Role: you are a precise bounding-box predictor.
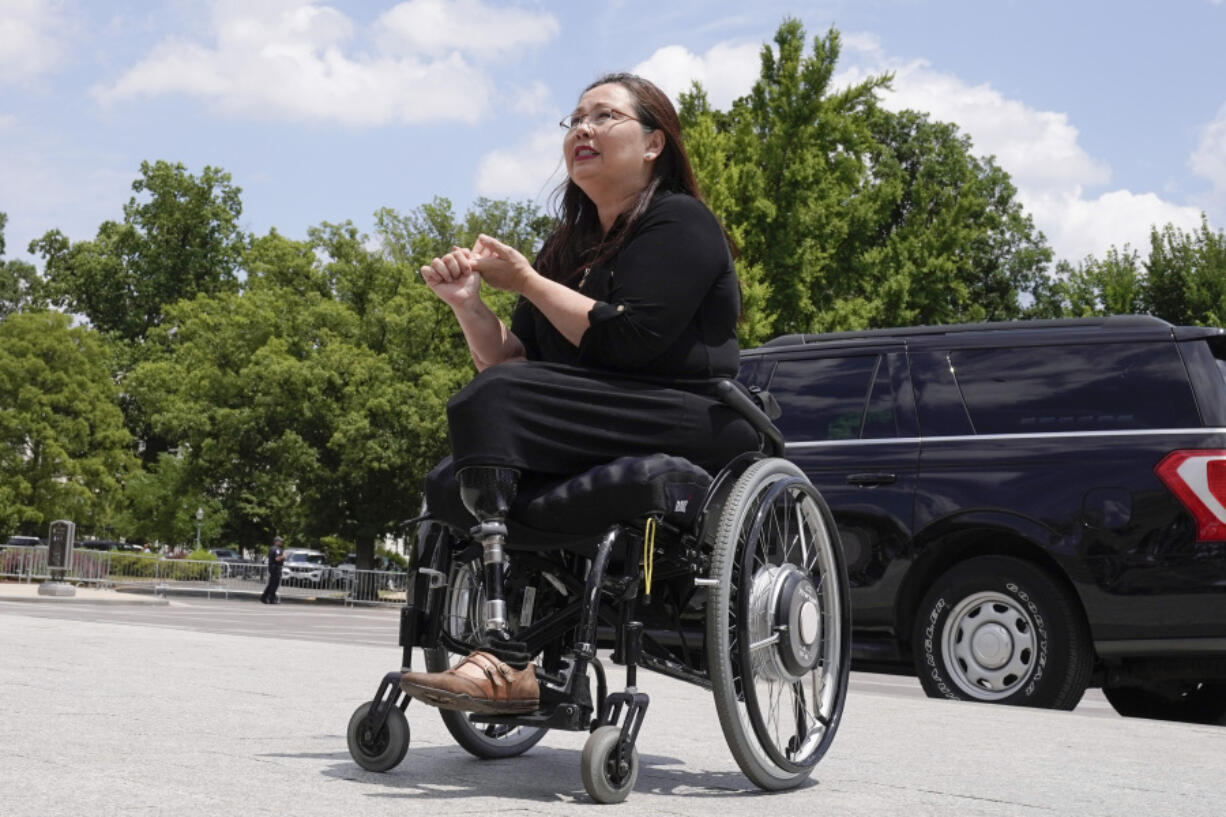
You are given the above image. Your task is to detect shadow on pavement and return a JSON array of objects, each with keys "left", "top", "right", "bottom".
[{"left": 295, "top": 744, "right": 817, "bottom": 801}]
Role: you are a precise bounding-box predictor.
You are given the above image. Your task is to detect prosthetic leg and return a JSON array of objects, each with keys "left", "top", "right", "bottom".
[
  {"left": 456, "top": 466, "right": 531, "bottom": 663},
  {"left": 397, "top": 464, "right": 539, "bottom": 713}
]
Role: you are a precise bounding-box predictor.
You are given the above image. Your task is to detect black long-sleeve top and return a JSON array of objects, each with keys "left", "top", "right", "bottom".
[{"left": 510, "top": 192, "right": 741, "bottom": 379}]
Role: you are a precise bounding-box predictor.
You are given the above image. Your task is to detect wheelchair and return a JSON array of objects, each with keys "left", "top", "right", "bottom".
[{"left": 346, "top": 381, "right": 851, "bottom": 803}]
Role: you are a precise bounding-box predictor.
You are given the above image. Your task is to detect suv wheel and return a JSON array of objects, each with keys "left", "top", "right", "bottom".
[
  {"left": 1102, "top": 681, "right": 1226, "bottom": 725},
  {"left": 911, "top": 555, "right": 1092, "bottom": 710}
]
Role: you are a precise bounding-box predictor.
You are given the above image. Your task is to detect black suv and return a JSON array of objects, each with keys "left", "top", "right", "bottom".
[{"left": 739, "top": 316, "right": 1226, "bottom": 723}]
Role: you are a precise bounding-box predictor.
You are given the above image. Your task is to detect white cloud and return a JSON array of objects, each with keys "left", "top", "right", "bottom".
[
  {"left": 836, "top": 49, "right": 1111, "bottom": 198},
  {"left": 631, "top": 41, "right": 760, "bottom": 109},
  {"left": 376, "top": 0, "right": 559, "bottom": 60},
  {"left": 92, "top": 0, "right": 559, "bottom": 126},
  {"left": 474, "top": 39, "right": 763, "bottom": 201},
  {"left": 837, "top": 37, "right": 1200, "bottom": 261},
  {"left": 474, "top": 125, "right": 565, "bottom": 200},
  {"left": 511, "top": 81, "right": 553, "bottom": 117},
  {"left": 1026, "top": 190, "right": 1202, "bottom": 263},
  {"left": 1190, "top": 102, "right": 1226, "bottom": 192},
  {"left": 0, "top": 0, "right": 70, "bottom": 84}
]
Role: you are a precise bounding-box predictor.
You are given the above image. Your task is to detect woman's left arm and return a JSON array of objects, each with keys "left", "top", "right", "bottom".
[
  {"left": 575, "top": 196, "right": 729, "bottom": 368},
  {"left": 471, "top": 234, "right": 596, "bottom": 347}
]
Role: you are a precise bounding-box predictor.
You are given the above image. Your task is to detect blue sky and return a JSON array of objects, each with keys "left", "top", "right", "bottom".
[{"left": 2, "top": 0, "right": 1224, "bottom": 271}]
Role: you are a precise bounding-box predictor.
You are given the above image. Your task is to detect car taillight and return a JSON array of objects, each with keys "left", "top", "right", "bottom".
[{"left": 1155, "top": 450, "right": 1226, "bottom": 541}]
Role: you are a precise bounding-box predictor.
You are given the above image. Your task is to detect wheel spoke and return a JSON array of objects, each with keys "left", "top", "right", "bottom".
[
  {"left": 750, "top": 632, "right": 781, "bottom": 650},
  {"left": 709, "top": 463, "right": 849, "bottom": 786}
]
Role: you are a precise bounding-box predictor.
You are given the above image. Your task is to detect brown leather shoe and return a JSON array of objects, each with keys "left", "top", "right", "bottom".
[{"left": 401, "top": 651, "right": 539, "bottom": 714}]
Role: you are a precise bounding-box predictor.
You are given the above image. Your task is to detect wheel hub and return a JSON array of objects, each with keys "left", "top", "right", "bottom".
[
  {"left": 942, "top": 592, "right": 1038, "bottom": 700},
  {"left": 747, "top": 564, "right": 824, "bottom": 682},
  {"left": 970, "top": 622, "right": 1013, "bottom": 669}
]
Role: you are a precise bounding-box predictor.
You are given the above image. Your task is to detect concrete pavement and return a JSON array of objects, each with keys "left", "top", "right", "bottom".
[
  {"left": 0, "top": 579, "right": 345, "bottom": 607},
  {"left": 2, "top": 592, "right": 1224, "bottom": 816},
  {"left": 0, "top": 580, "right": 170, "bottom": 605}
]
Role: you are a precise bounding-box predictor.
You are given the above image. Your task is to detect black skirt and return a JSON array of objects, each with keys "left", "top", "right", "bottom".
[{"left": 426, "top": 361, "right": 760, "bottom": 528}]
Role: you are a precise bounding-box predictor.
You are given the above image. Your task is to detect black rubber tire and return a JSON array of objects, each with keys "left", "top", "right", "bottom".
[
  {"left": 581, "top": 725, "right": 639, "bottom": 804},
  {"left": 347, "top": 701, "right": 410, "bottom": 772},
  {"left": 426, "top": 556, "right": 547, "bottom": 759},
  {"left": 912, "top": 555, "right": 1092, "bottom": 710},
  {"left": 706, "top": 458, "right": 851, "bottom": 791},
  {"left": 1103, "top": 681, "right": 1226, "bottom": 725}
]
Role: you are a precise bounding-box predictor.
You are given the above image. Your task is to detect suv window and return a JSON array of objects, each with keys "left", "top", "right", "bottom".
[
  {"left": 862, "top": 357, "right": 900, "bottom": 439},
  {"left": 950, "top": 342, "right": 1200, "bottom": 434},
  {"left": 769, "top": 355, "right": 879, "bottom": 442},
  {"left": 288, "top": 552, "right": 325, "bottom": 564}
]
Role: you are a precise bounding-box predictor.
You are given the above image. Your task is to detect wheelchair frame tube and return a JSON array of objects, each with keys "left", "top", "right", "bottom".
[{"left": 575, "top": 526, "right": 619, "bottom": 659}]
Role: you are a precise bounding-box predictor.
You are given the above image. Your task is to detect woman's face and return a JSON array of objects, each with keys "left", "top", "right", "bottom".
[{"left": 562, "top": 82, "right": 661, "bottom": 201}]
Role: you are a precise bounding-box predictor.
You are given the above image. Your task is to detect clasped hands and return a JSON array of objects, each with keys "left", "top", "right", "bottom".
[{"left": 420, "top": 234, "right": 536, "bottom": 307}]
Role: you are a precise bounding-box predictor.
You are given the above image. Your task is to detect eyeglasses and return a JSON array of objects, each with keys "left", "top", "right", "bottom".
[{"left": 558, "top": 107, "right": 642, "bottom": 133}]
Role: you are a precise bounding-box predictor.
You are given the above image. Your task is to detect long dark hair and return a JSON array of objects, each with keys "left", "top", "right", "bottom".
[{"left": 535, "top": 73, "right": 706, "bottom": 284}]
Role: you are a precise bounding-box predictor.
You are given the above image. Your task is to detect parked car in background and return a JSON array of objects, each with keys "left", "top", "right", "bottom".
[
  {"left": 209, "top": 548, "right": 244, "bottom": 563},
  {"left": 739, "top": 315, "right": 1226, "bottom": 724},
  {"left": 332, "top": 553, "right": 407, "bottom": 591},
  {"left": 4, "top": 536, "right": 44, "bottom": 547},
  {"left": 282, "top": 548, "right": 328, "bottom": 586},
  {"left": 78, "top": 540, "right": 141, "bottom": 552}
]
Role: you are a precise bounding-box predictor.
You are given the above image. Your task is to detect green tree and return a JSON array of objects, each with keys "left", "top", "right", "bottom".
[
  {"left": 1, "top": 213, "right": 42, "bottom": 319},
  {"left": 680, "top": 20, "right": 1051, "bottom": 337},
  {"left": 30, "top": 161, "right": 245, "bottom": 342},
  {"left": 846, "top": 109, "right": 1051, "bottom": 326},
  {"left": 680, "top": 22, "right": 890, "bottom": 336},
  {"left": 28, "top": 162, "right": 247, "bottom": 467},
  {"left": 1029, "top": 247, "right": 1145, "bottom": 318},
  {"left": 116, "top": 452, "right": 224, "bottom": 548},
  {"left": 0, "top": 312, "right": 137, "bottom": 536},
  {"left": 373, "top": 196, "right": 553, "bottom": 355},
  {"left": 1146, "top": 215, "right": 1226, "bottom": 326},
  {"left": 127, "top": 198, "right": 549, "bottom": 568}
]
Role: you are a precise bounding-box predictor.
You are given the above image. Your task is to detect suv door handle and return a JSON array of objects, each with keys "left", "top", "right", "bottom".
[{"left": 846, "top": 472, "right": 897, "bottom": 487}]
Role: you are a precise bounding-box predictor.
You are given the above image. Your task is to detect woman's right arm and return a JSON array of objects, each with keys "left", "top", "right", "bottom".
[
  {"left": 421, "top": 249, "right": 526, "bottom": 371},
  {"left": 451, "top": 298, "right": 526, "bottom": 371}
]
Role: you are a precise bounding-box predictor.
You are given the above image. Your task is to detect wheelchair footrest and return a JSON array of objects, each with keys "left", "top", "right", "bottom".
[{"left": 470, "top": 701, "right": 589, "bottom": 731}]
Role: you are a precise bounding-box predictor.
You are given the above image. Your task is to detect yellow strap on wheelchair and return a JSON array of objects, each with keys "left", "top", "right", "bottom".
[{"left": 643, "top": 516, "right": 657, "bottom": 598}]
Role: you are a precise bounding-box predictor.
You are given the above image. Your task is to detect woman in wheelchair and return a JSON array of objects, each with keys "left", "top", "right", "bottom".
[
  {"left": 406, "top": 72, "right": 758, "bottom": 707},
  {"left": 348, "top": 73, "right": 850, "bottom": 802}
]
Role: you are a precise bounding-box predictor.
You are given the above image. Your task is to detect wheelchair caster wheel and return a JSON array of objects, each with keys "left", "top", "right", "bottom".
[
  {"left": 347, "top": 701, "right": 409, "bottom": 772},
  {"left": 581, "top": 725, "right": 639, "bottom": 804}
]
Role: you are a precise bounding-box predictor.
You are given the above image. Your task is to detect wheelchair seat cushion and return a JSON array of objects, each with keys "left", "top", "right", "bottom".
[{"left": 515, "top": 454, "right": 712, "bottom": 534}]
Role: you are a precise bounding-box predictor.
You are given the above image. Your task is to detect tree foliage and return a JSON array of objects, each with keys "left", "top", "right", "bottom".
[
  {"left": 6, "top": 20, "right": 1225, "bottom": 554},
  {"left": 1, "top": 213, "right": 42, "bottom": 320},
  {"left": 30, "top": 160, "right": 244, "bottom": 342},
  {"left": 1030, "top": 247, "right": 1146, "bottom": 318},
  {"left": 680, "top": 20, "right": 1051, "bottom": 339},
  {"left": 1144, "top": 216, "right": 1226, "bottom": 326},
  {"left": 1032, "top": 217, "right": 1225, "bottom": 325},
  {"left": 0, "top": 311, "right": 137, "bottom": 536},
  {"left": 126, "top": 200, "right": 550, "bottom": 562}
]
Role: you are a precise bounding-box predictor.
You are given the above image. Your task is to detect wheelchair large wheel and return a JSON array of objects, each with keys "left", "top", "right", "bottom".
[
  {"left": 424, "top": 554, "right": 549, "bottom": 759},
  {"left": 706, "top": 458, "right": 851, "bottom": 790}
]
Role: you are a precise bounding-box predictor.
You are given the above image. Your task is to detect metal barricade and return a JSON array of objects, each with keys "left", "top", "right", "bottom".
[
  {"left": 343, "top": 568, "right": 408, "bottom": 607},
  {"left": 1, "top": 545, "right": 114, "bottom": 584},
  {"left": 1, "top": 545, "right": 48, "bottom": 581},
  {"left": 2, "top": 545, "right": 410, "bottom": 608}
]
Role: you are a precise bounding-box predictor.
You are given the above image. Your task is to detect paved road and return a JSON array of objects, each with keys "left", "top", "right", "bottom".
[{"left": 1, "top": 595, "right": 1221, "bottom": 816}]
